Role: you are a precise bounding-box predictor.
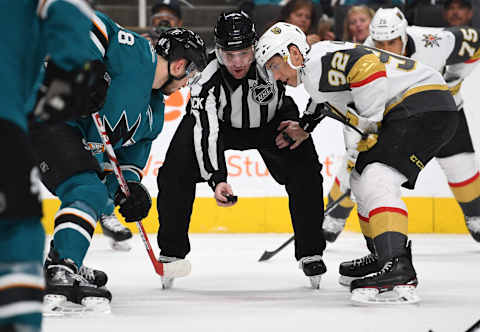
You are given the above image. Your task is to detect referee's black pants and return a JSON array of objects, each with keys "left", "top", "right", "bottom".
[{"left": 156, "top": 114, "right": 325, "bottom": 260}]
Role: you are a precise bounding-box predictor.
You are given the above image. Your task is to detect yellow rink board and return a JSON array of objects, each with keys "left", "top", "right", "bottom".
[{"left": 41, "top": 197, "right": 469, "bottom": 235}]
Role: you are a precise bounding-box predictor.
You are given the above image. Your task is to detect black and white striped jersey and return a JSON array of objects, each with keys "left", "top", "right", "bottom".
[{"left": 187, "top": 57, "right": 298, "bottom": 188}]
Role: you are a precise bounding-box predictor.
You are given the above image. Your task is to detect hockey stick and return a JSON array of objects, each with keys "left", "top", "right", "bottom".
[
  {"left": 91, "top": 113, "right": 168, "bottom": 276},
  {"left": 320, "top": 103, "right": 367, "bottom": 139},
  {"left": 258, "top": 189, "right": 352, "bottom": 262}
]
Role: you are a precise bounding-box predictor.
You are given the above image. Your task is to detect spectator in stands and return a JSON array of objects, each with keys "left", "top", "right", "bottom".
[
  {"left": 317, "top": 14, "right": 336, "bottom": 40},
  {"left": 342, "top": 5, "right": 375, "bottom": 42},
  {"left": 278, "top": 0, "right": 322, "bottom": 45},
  {"left": 143, "top": 0, "right": 183, "bottom": 42},
  {"left": 443, "top": 0, "right": 473, "bottom": 26}
]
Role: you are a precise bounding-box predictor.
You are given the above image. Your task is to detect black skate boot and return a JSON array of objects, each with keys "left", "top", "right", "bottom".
[
  {"left": 338, "top": 253, "right": 379, "bottom": 287},
  {"left": 44, "top": 241, "right": 107, "bottom": 287},
  {"left": 350, "top": 242, "right": 419, "bottom": 305},
  {"left": 44, "top": 258, "right": 112, "bottom": 315},
  {"left": 100, "top": 213, "right": 133, "bottom": 251},
  {"left": 466, "top": 216, "right": 480, "bottom": 242},
  {"left": 299, "top": 255, "right": 327, "bottom": 289}
]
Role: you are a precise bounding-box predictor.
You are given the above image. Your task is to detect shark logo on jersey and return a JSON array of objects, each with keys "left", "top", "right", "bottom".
[
  {"left": 422, "top": 34, "right": 441, "bottom": 48},
  {"left": 104, "top": 111, "right": 141, "bottom": 147},
  {"left": 251, "top": 81, "right": 275, "bottom": 105}
]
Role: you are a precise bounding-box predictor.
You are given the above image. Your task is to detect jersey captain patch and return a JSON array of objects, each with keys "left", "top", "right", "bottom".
[{"left": 422, "top": 34, "right": 441, "bottom": 48}]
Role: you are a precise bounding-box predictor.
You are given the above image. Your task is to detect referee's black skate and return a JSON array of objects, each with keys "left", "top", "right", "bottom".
[
  {"left": 350, "top": 242, "right": 420, "bottom": 305},
  {"left": 44, "top": 241, "right": 107, "bottom": 287},
  {"left": 100, "top": 213, "right": 133, "bottom": 251},
  {"left": 338, "top": 252, "right": 379, "bottom": 287},
  {"left": 44, "top": 258, "right": 112, "bottom": 316},
  {"left": 299, "top": 255, "right": 327, "bottom": 289}
]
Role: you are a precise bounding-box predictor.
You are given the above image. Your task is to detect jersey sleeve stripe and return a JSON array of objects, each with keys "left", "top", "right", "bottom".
[
  {"left": 465, "top": 57, "right": 480, "bottom": 64},
  {"left": 92, "top": 16, "right": 109, "bottom": 42},
  {"left": 38, "top": 0, "right": 96, "bottom": 21},
  {"left": 350, "top": 70, "right": 386, "bottom": 88},
  {"left": 347, "top": 53, "right": 387, "bottom": 87},
  {"left": 90, "top": 31, "right": 105, "bottom": 57}
]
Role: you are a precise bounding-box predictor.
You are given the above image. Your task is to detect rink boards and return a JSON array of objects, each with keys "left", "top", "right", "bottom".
[{"left": 40, "top": 196, "right": 469, "bottom": 235}]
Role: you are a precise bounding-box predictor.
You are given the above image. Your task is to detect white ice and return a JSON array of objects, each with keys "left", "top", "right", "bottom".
[{"left": 43, "top": 233, "right": 480, "bottom": 332}]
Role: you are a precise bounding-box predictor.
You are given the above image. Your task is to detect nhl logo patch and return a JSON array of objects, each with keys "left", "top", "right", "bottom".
[
  {"left": 251, "top": 82, "right": 275, "bottom": 105},
  {"left": 422, "top": 34, "right": 441, "bottom": 48}
]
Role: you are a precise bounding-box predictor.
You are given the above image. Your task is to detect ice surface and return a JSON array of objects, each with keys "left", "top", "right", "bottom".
[{"left": 43, "top": 233, "right": 480, "bottom": 332}]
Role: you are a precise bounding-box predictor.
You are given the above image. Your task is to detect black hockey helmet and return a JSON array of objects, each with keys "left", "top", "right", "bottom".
[
  {"left": 155, "top": 27, "right": 208, "bottom": 73},
  {"left": 214, "top": 9, "right": 257, "bottom": 51}
]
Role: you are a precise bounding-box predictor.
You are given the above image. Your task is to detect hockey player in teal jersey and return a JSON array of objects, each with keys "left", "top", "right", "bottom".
[
  {"left": 30, "top": 12, "right": 208, "bottom": 313},
  {"left": 0, "top": 1, "right": 108, "bottom": 331}
]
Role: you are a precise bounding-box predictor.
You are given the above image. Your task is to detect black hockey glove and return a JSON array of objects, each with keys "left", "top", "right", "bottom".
[
  {"left": 114, "top": 181, "right": 152, "bottom": 222},
  {"left": 33, "top": 60, "right": 108, "bottom": 123},
  {"left": 298, "top": 103, "right": 327, "bottom": 133}
]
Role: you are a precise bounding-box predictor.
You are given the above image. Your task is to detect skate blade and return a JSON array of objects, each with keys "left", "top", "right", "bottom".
[
  {"left": 110, "top": 239, "right": 132, "bottom": 251},
  {"left": 338, "top": 275, "right": 357, "bottom": 287},
  {"left": 43, "top": 294, "right": 111, "bottom": 317},
  {"left": 161, "top": 277, "right": 175, "bottom": 289},
  {"left": 351, "top": 285, "right": 421, "bottom": 305},
  {"left": 309, "top": 275, "right": 322, "bottom": 289}
]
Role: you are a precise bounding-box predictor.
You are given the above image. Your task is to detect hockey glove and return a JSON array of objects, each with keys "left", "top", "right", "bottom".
[
  {"left": 33, "top": 60, "right": 108, "bottom": 123},
  {"left": 114, "top": 181, "right": 152, "bottom": 222}
]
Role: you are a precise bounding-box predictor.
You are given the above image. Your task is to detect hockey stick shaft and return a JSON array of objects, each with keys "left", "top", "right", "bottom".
[
  {"left": 258, "top": 189, "right": 352, "bottom": 262},
  {"left": 92, "top": 112, "right": 165, "bottom": 276},
  {"left": 322, "top": 103, "right": 367, "bottom": 138}
]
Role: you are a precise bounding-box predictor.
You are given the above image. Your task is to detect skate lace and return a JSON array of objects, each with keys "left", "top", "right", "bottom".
[
  {"left": 79, "top": 265, "right": 95, "bottom": 281},
  {"left": 466, "top": 217, "right": 480, "bottom": 233},
  {"left": 101, "top": 214, "right": 126, "bottom": 232},
  {"left": 50, "top": 265, "right": 89, "bottom": 285},
  {"left": 352, "top": 253, "right": 377, "bottom": 268},
  {"left": 368, "top": 260, "right": 393, "bottom": 279}
]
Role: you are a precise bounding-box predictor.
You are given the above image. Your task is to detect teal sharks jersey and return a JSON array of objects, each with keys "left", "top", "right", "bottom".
[{"left": 73, "top": 12, "right": 165, "bottom": 184}]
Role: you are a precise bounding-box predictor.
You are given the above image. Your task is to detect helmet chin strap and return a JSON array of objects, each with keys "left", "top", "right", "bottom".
[
  {"left": 285, "top": 55, "right": 303, "bottom": 85},
  {"left": 159, "top": 60, "right": 187, "bottom": 95}
]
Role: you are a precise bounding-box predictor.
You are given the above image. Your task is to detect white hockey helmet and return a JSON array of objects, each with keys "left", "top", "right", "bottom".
[
  {"left": 255, "top": 22, "right": 310, "bottom": 70},
  {"left": 370, "top": 7, "right": 408, "bottom": 51}
]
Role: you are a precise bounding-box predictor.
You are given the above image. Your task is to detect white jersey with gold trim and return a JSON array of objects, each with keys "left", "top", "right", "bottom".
[
  {"left": 300, "top": 40, "right": 448, "bottom": 125},
  {"left": 364, "top": 26, "right": 480, "bottom": 108}
]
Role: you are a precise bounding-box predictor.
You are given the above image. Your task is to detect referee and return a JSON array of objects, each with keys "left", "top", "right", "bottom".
[{"left": 156, "top": 10, "right": 327, "bottom": 288}]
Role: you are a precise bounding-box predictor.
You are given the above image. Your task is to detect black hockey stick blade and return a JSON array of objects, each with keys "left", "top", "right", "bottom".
[
  {"left": 258, "top": 189, "right": 351, "bottom": 262},
  {"left": 258, "top": 236, "right": 295, "bottom": 262}
]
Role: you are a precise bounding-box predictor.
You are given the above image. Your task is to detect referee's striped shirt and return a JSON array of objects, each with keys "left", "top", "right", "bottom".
[{"left": 188, "top": 57, "right": 296, "bottom": 187}]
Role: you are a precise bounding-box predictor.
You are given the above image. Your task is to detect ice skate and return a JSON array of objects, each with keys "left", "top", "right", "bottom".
[
  {"left": 466, "top": 216, "right": 480, "bottom": 242},
  {"left": 44, "top": 241, "right": 108, "bottom": 287},
  {"left": 158, "top": 255, "right": 191, "bottom": 289},
  {"left": 322, "top": 215, "right": 346, "bottom": 243},
  {"left": 299, "top": 255, "right": 327, "bottom": 289},
  {"left": 43, "top": 259, "right": 112, "bottom": 316},
  {"left": 338, "top": 253, "right": 379, "bottom": 287},
  {"left": 350, "top": 242, "right": 420, "bottom": 305},
  {"left": 100, "top": 213, "right": 133, "bottom": 251}
]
